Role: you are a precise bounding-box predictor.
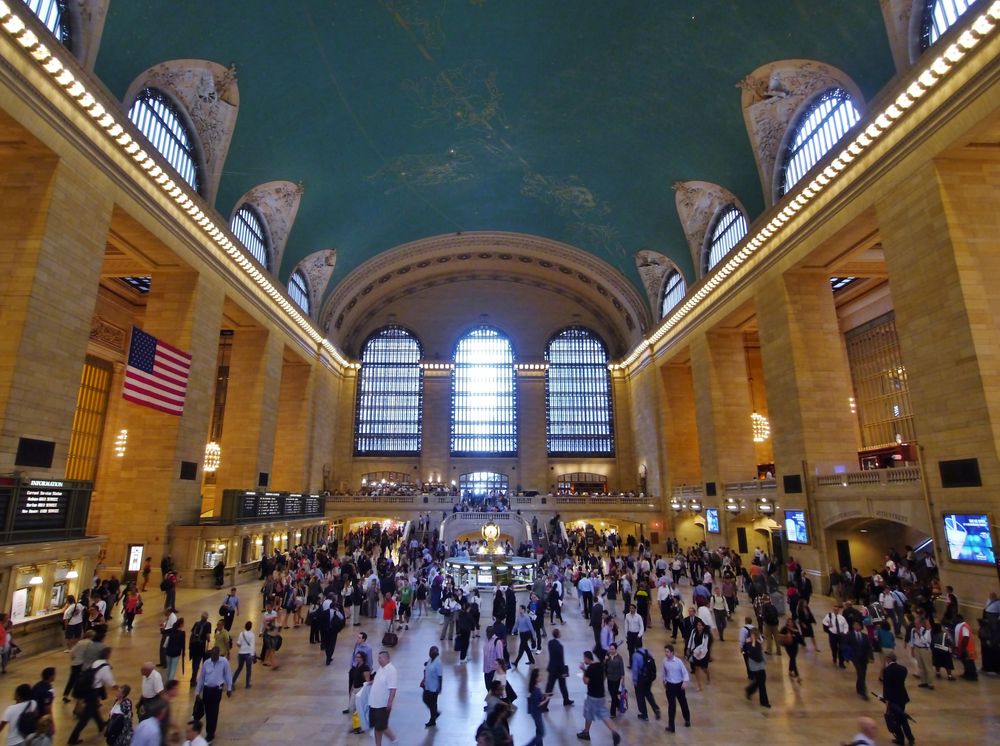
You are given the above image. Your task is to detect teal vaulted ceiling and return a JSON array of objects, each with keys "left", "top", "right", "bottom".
[{"left": 94, "top": 1, "right": 895, "bottom": 301}]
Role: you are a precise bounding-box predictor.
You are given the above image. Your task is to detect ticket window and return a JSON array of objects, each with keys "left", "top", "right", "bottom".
[
  {"left": 202, "top": 541, "right": 227, "bottom": 569},
  {"left": 50, "top": 582, "right": 67, "bottom": 610}
]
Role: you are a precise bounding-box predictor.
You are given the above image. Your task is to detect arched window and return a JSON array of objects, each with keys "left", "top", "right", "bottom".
[
  {"left": 705, "top": 205, "right": 748, "bottom": 273},
  {"left": 459, "top": 472, "right": 509, "bottom": 501},
  {"left": 230, "top": 205, "right": 271, "bottom": 270},
  {"left": 288, "top": 270, "right": 310, "bottom": 314},
  {"left": 127, "top": 88, "right": 200, "bottom": 193},
  {"left": 661, "top": 268, "right": 686, "bottom": 318},
  {"left": 922, "top": 0, "right": 976, "bottom": 49},
  {"left": 355, "top": 326, "right": 423, "bottom": 455},
  {"left": 546, "top": 327, "right": 614, "bottom": 456},
  {"left": 451, "top": 326, "right": 517, "bottom": 455},
  {"left": 778, "top": 88, "right": 861, "bottom": 197},
  {"left": 23, "top": 0, "right": 72, "bottom": 46}
]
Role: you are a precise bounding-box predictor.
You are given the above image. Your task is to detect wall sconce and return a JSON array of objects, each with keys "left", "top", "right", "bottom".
[
  {"left": 757, "top": 497, "right": 775, "bottom": 515},
  {"left": 688, "top": 499, "right": 703, "bottom": 512},
  {"left": 670, "top": 498, "right": 683, "bottom": 512},
  {"left": 204, "top": 442, "right": 221, "bottom": 472},
  {"left": 255, "top": 537, "right": 263, "bottom": 545},
  {"left": 65, "top": 562, "right": 79, "bottom": 579},
  {"left": 216, "top": 543, "right": 226, "bottom": 552},
  {"left": 725, "top": 497, "right": 741, "bottom": 513},
  {"left": 114, "top": 429, "right": 128, "bottom": 458}
]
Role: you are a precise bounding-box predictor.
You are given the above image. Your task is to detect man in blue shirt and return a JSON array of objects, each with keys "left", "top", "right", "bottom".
[
  {"left": 422, "top": 645, "right": 443, "bottom": 728},
  {"left": 661, "top": 644, "right": 691, "bottom": 732},
  {"left": 578, "top": 574, "right": 594, "bottom": 617},
  {"left": 131, "top": 697, "right": 169, "bottom": 746},
  {"left": 195, "top": 646, "right": 233, "bottom": 742},
  {"left": 630, "top": 646, "right": 661, "bottom": 721},
  {"left": 512, "top": 606, "right": 537, "bottom": 665}
]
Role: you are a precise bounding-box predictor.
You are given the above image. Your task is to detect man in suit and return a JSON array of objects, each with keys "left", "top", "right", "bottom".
[
  {"left": 881, "top": 652, "right": 914, "bottom": 746},
  {"left": 847, "top": 620, "right": 873, "bottom": 700},
  {"left": 679, "top": 607, "right": 698, "bottom": 658},
  {"left": 544, "top": 627, "right": 573, "bottom": 706},
  {"left": 589, "top": 600, "right": 604, "bottom": 648}
]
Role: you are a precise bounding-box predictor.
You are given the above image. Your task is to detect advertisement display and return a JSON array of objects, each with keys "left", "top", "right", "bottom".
[
  {"left": 785, "top": 509, "right": 809, "bottom": 544},
  {"left": 943, "top": 513, "right": 996, "bottom": 564},
  {"left": 705, "top": 508, "right": 720, "bottom": 534},
  {"left": 127, "top": 544, "right": 145, "bottom": 572}
]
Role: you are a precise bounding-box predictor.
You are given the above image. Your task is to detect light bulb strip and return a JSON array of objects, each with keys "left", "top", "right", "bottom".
[
  {"left": 0, "top": 1, "right": 352, "bottom": 369},
  {"left": 615, "top": 2, "right": 1000, "bottom": 372}
]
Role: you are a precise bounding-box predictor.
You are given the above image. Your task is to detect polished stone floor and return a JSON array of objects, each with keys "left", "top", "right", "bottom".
[{"left": 2, "top": 578, "right": 996, "bottom": 745}]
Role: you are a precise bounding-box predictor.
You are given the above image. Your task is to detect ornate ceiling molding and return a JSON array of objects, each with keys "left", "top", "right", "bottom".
[
  {"left": 123, "top": 59, "right": 240, "bottom": 205},
  {"left": 294, "top": 249, "right": 337, "bottom": 319},
  {"left": 634, "top": 249, "right": 683, "bottom": 317},
  {"left": 74, "top": 0, "right": 110, "bottom": 72},
  {"left": 738, "top": 59, "right": 864, "bottom": 208},
  {"left": 880, "top": 0, "right": 925, "bottom": 72},
  {"left": 672, "top": 180, "right": 745, "bottom": 278},
  {"left": 230, "top": 180, "right": 303, "bottom": 273},
  {"left": 321, "top": 232, "right": 650, "bottom": 354}
]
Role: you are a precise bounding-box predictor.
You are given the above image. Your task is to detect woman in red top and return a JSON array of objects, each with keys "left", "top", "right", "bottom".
[{"left": 383, "top": 593, "right": 398, "bottom": 634}]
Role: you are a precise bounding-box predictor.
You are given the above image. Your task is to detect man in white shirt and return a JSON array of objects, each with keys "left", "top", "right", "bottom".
[
  {"left": 368, "top": 651, "right": 399, "bottom": 746},
  {"left": 160, "top": 608, "right": 177, "bottom": 668},
  {"left": 908, "top": 617, "right": 934, "bottom": 687},
  {"left": 67, "top": 647, "right": 116, "bottom": 744},
  {"left": 1, "top": 683, "right": 37, "bottom": 746},
  {"left": 624, "top": 605, "right": 645, "bottom": 660},
  {"left": 138, "top": 662, "right": 164, "bottom": 718},
  {"left": 182, "top": 719, "right": 209, "bottom": 746},
  {"left": 823, "top": 605, "right": 849, "bottom": 668},
  {"left": 879, "top": 588, "right": 901, "bottom": 636},
  {"left": 846, "top": 716, "right": 878, "bottom": 746}
]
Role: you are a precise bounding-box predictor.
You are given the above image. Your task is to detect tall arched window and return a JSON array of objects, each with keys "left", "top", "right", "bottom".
[
  {"left": 546, "top": 327, "right": 614, "bottom": 456},
  {"left": 127, "top": 88, "right": 200, "bottom": 193},
  {"left": 661, "top": 268, "right": 686, "bottom": 318},
  {"left": 922, "top": 0, "right": 976, "bottom": 49},
  {"left": 704, "top": 205, "right": 749, "bottom": 273},
  {"left": 230, "top": 205, "right": 271, "bottom": 270},
  {"left": 778, "top": 88, "right": 861, "bottom": 197},
  {"left": 355, "top": 326, "right": 423, "bottom": 455},
  {"left": 451, "top": 326, "right": 517, "bottom": 455},
  {"left": 459, "top": 472, "right": 509, "bottom": 501},
  {"left": 23, "top": 0, "right": 72, "bottom": 46},
  {"left": 288, "top": 270, "right": 310, "bottom": 314}
]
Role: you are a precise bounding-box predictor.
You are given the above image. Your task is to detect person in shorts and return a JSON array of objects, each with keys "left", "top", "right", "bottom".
[
  {"left": 577, "top": 650, "right": 621, "bottom": 744},
  {"left": 368, "top": 651, "right": 398, "bottom": 745}
]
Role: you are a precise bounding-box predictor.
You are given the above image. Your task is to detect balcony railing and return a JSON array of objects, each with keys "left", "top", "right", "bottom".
[
  {"left": 814, "top": 467, "right": 920, "bottom": 488},
  {"left": 723, "top": 479, "right": 777, "bottom": 494},
  {"left": 672, "top": 485, "right": 704, "bottom": 498}
]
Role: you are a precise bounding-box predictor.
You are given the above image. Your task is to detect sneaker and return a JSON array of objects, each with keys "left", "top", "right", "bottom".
[{"left": 576, "top": 733, "right": 591, "bottom": 741}]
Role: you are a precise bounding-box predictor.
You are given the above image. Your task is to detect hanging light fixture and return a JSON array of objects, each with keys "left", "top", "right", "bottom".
[
  {"left": 28, "top": 567, "right": 43, "bottom": 585},
  {"left": 751, "top": 412, "right": 771, "bottom": 443},
  {"left": 725, "top": 497, "right": 740, "bottom": 513},
  {"left": 204, "top": 442, "right": 221, "bottom": 472},
  {"left": 113, "top": 428, "right": 128, "bottom": 458}
]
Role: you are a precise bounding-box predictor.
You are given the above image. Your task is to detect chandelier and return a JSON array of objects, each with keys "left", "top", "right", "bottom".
[
  {"left": 204, "top": 441, "right": 222, "bottom": 472},
  {"left": 751, "top": 412, "right": 770, "bottom": 442}
]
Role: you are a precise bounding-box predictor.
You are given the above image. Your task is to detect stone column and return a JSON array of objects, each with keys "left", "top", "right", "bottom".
[
  {"left": 660, "top": 362, "right": 702, "bottom": 488},
  {"left": 0, "top": 157, "right": 112, "bottom": 475},
  {"left": 214, "top": 328, "right": 283, "bottom": 496},
  {"left": 420, "top": 369, "right": 451, "bottom": 486},
  {"left": 516, "top": 369, "right": 547, "bottom": 493},
  {"left": 93, "top": 270, "right": 225, "bottom": 571},
  {"left": 271, "top": 358, "right": 315, "bottom": 492},
  {"left": 877, "top": 158, "right": 1000, "bottom": 600}
]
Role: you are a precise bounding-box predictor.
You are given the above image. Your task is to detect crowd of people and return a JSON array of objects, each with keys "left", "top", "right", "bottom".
[{"left": 1, "top": 521, "right": 999, "bottom": 745}]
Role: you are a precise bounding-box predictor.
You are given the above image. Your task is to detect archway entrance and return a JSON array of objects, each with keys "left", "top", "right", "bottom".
[{"left": 824, "top": 516, "right": 931, "bottom": 576}]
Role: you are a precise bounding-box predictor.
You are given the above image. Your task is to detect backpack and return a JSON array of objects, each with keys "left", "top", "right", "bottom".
[
  {"left": 762, "top": 604, "right": 779, "bottom": 626},
  {"left": 639, "top": 651, "right": 657, "bottom": 685},
  {"left": 16, "top": 701, "right": 38, "bottom": 738},
  {"left": 329, "top": 609, "right": 345, "bottom": 634},
  {"left": 73, "top": 662, "right": 108, "bottom": 699}
]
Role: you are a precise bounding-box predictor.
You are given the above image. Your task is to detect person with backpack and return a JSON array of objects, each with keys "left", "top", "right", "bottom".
[
  {"left": 189, "top": 612, "right": 213, "bottom": 686},
  {"left": 67, "top": 646, "right": 116, "bottom": 744},
  {"left": 62, "top": 596, "right": 86, "bottom": 652},
  {"left": 661, "top": 644, "right": 691, "bottom": 732},
  {"left": 0, "top": 683, "right": 38, "bottom": 746},
  {"left": 630, "top": 644, "right": 661, "bottom": 721}
]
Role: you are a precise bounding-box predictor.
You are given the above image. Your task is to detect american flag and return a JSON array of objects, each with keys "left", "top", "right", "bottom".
[{"left": 123, "top": 327, "right": 192, "bottom": 416}]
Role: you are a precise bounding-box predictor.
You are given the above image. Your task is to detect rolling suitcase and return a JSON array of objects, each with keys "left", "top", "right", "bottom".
[{"left": 382, "top": 631, "right": 398, "bottom": 647}]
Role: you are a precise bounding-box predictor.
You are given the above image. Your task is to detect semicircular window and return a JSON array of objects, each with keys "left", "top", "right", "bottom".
[
  {"left": 355, "top": 326, "right": 423, "bottom": 455},
  {"left": 705, "top": 205, "right": 748, "bottom": 273},
  {"left": 23, "top": 0, "right": 72, "bottom": 46},
  {"left": 230, "top": 205, "right": 270, "bottom": 270},
  {"left": 127, "top": 88, "right": 200, "bottom": 193},
  {"left": 451, "top": 326, "right": 516, "bottom": 456},
  {"left": 779, "top": 88, "right": 861, "bottom": 197},
  {"left": 923, "top": 0, "right": 976, "bottom": 49},
  {"left": 288, "top": 270, "right": 310, "bottom": 314},
  {"left": 546, "top": 327, "right": 614, "bottom": 456},
  {"left": 661, "top": 268, "right": 686, "bottom": 318}
]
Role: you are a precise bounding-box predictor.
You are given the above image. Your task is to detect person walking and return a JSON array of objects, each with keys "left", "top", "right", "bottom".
[
  {"left": 421, "top": 645, "right": 443, "bottom": 728},
  {"left": 847, "top": 620, "right": 873, "bottom": 700},
  {"left": 164, "top": 617, "right": 186, "bottom": 682},
  {"left": 212, "top": 619, "right": 232, "bottom": 661},
  {"left": 544, "top": 628, "right": 573, "bottom": 707},
  {"left": 604, "top": 643, "right": 625, "bottom": 719},
  {"left": 67, "top": 646, "right": 116, "bottom": 744},
  {"left": 743, "top": 629, "right": 770, "bottom": 708},
  {"left": 686, "top": 619, "right": 712, "bottom": 691},
  {"left": 930, "top": 621, "right": 955, "bottom": 681},
  {"left": 907, "top": 617, "right": 934, "bottom": 689},
  {"left": 369, "top": 651, "right": 399, "bottom": 746},
  {"left": 194, "top": 647, "right": 233, "bottom": 744},
  {"left": 630, "top": 644, "right": 660, "bottom": 721},
  {"left": 576, "top": 650, "right": 621, "bottom": 744},
  {"left": 346, "top": 651, "right": 371, "bottom": 735},
  {"left": 189, "top": 612, "right": 212, "bottom": 686},
  {"left": 456, "top": 602, "right": 473, "bottom": 663},
  {"left": 710, "top": 588, "right": 728, "bottom": 641},
  {"left": 882, "top": 652, "right": 915, "bottom": 746},
  {"left": 232, "top": 621, "right": 255, "bottom": 689},
  {"left": 823, "top": 604, "right": 849, "bottom": 668},
  {"left": 778, "top": 615, "right": 804, "bottom": 681},
  {"left": 953, "top": 614, "right": 978, "bottom": 681},
  {"left": 760, "top": 596, "right": 781, "bottom": 656},
  {"left": 526, "top": 667, "right": 552, "bottom": 746},
  {"left": 512, "top": 606, "right": 536, "bottom": 666},
  {"left": 661, "top": 644, "right": 690, "bottom": 733},
  {"left": 623, "top": 604, "right": 645, "bottom": 661},
  {"left": 221, "top": 588, "right": 240, "bottom": 632}
]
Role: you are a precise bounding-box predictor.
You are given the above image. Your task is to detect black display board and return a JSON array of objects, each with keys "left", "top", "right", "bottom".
[
  {"left": 0, "top": 479, "right": 92, "bottom": 544},
  {"left": 221, "top": 490, "right": 325, "bottom": 524}
]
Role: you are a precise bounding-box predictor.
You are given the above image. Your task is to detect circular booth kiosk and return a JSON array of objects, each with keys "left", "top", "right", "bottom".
[{"left": 444, "top": 521, "right": 538, "bottom": 590}]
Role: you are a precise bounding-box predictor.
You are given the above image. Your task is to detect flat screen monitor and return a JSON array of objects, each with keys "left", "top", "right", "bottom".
[
  {"left": 943, "top": 513, "right": 996, "bottom": 564},
  {"left": 785, "top": 509, "right": 809, "bottom": 544},
  {"left": 705, "top": 508, "right": 720, "bottom": 534}
]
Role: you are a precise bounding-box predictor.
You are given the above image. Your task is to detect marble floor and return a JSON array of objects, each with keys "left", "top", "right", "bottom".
[{"left": 1, "top": 578, "right": 996, "bottom": 745}]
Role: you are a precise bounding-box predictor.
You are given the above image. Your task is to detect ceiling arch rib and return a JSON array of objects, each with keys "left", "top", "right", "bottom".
[
  {"left": 230, "top": 180, "right": 304, "bottom": 275},
  {"left": 322, "top": 232, "right": 650, "bottom": 358},
  {"left": 672, "top": 181, "right": 746, "bottom": 280}
]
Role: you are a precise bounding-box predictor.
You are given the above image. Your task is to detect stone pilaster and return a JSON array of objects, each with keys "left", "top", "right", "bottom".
[
  {"left": 271, "top": 359, "right": 315, "bottom": 492},
  {"left": 420, "top": 369, "right": 452, "bottom": 485},
  {"left": 660, "top": 362, "right": 702, "bottom": 488},
  {"left": 516, "top": 369, "right": 547, "bottom": 493}
]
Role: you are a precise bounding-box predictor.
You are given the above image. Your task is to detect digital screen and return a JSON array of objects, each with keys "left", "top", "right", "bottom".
[
  {"left": 944, "top": 513, "right": 996, "bottom": 564},
  {"left": 127, "top": 545, "right": 144, "bottom": 572},
  {"left": 785, "top": 509, "right": 809, "bottom": 544},
  {"left": 705, "top": 508, "right": 720, "bottom": 534}
]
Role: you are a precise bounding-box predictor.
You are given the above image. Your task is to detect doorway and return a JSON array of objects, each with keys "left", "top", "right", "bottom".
[{"left": 836, "top": 539, "right": 853, "bottom": 571}]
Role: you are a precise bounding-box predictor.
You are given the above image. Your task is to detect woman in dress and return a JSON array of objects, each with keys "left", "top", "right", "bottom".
[{"left": 687, "top": 618, "right": 713, "bottom": 690}]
